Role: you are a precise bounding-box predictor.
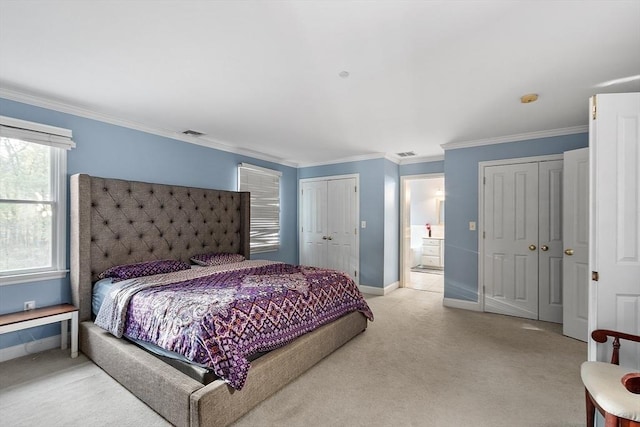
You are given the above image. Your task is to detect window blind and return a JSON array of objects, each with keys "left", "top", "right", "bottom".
[
  {"left": 238, "top": 163, "right": 281, "bottom": 253},
  {"left": 0, "top": 116, "right": 75, "bottom": 150}
]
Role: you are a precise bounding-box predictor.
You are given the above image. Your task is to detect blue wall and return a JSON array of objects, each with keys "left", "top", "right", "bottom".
[
  {"left": 0, "top": 97, "right": 298, "bottom": 349},
  {"left": 443, "top": 133, "right": 589, "bottom": 301},
  {"left": 0, "top": 95, "right": 592, "bottom": 352},
  {"left": 399, "top": 160, "right": 444, "bottom": 176}
]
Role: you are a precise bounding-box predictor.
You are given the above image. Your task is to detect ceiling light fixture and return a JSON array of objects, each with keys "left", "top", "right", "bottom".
[
  {"left": 339, "top": 71, "right": 350, "bottom": 78},
  {"left": 520, "top": 93, "right": 539, "bottom": 104}
]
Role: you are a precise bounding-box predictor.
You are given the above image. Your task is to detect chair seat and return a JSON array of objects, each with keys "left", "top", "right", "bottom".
[{"left": 581, "top": 361, "right": 640, "bottom": 422}]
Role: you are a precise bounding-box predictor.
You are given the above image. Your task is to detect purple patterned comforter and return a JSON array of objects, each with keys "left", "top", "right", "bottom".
[{"left": 95, "top": 261, "right": 373, "bottom": 390}]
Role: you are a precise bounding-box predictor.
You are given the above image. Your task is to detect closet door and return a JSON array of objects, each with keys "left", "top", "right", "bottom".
[
  {"left": 483, "top": 163, "right": 539, "bottom": 320},
  {"left": 300, "top": 177, "right": 359, "bottom": 282},
  {"left": 327, "top": 178, "right": 358, "bottom": 278},
  {"left": 538, "top": 160, "right": 564, "bottom": 323},
  {"left": 300, "top": 181, "right": 328, "bottom": 268}
]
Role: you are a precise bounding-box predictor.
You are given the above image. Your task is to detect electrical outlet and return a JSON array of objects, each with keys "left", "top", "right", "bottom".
[
  {"left": 24, "top": 301, "right": 35, "bottom": 311},
  {"left": 469, "top": 221, "right": 476, "bottom": 231}
]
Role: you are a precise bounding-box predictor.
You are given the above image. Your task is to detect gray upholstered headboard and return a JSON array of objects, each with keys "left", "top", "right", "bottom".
[{"left": 70, "top": 174, "right": 250, "bottom": 322}]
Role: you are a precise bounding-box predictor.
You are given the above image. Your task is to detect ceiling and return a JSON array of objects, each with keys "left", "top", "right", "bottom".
[{"left": 1, "top": 1, "right": 639, "bottom": 166}]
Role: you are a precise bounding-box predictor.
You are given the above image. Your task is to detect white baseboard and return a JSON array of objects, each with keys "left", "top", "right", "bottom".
[
  {"left": 359, "top": 281, "right": 399, "bottom": 296},
  {"left": 443, "top": 297, "right": 482, "bottom": 312},
  {"left": 0, "top": 334, "right": 62, "bottom": 363}
]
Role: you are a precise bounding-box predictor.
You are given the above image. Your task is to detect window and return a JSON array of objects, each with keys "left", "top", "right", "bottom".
[
  {"left": 0, "top": 116, "right": 74, "bottom": 284},
  {"left": 238, "top": 163, "right": 281, "bottom": 253}
]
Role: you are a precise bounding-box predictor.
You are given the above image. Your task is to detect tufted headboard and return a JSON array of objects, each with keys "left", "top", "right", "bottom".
[{"left": 70, "top": 174, "right": 250, "bottom": 322}]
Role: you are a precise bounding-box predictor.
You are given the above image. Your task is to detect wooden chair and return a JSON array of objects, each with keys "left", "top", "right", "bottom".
[{"left": 581, "top": 329, "right": 640, "bottom": 427}]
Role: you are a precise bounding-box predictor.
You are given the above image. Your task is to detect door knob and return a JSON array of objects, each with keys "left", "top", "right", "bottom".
[
  {"left": 540, "top": 245, "right": 549, "bottom": 251},
  {"left": 327, "top": 236, "right": 333, "bottom": 240},
  {"left": 564, "top": 249, "right": 574, "bottom": 256},
  {"left": 322, "top": 236, "right": 328, "bottom": 240},
  {"left": 529, "top": 244, "right": 537, "bottom": 251}
]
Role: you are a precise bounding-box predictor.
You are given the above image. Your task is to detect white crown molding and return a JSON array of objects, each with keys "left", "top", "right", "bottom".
[
  {"left": 0, "top": 88, "right": 298, "bottom": 168},
  {"left": 440, "top": 125, "right": 588, "bottom": 151}
]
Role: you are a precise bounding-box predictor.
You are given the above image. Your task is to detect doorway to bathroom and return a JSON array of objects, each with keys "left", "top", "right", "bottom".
[{"left": 400, "top": 174, "right": 445, "bottom": 293}]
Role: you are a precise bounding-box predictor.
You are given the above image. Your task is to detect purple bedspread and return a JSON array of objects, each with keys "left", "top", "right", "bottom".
[{"left": 105, "top": 263, "right": 372, "bottom": 390}]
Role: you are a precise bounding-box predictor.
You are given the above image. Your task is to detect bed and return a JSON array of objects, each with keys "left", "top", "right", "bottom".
[{"left": 70, "top": 173, "right": 371, "bottom": 427}]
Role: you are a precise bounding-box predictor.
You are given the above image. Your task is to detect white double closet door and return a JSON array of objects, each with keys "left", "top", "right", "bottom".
[
  {"left": 299, "top": 176, "right": 359, "bottom": 283},
  {"left": 482, "top": 158, "right": 564, "bottom": 322}
]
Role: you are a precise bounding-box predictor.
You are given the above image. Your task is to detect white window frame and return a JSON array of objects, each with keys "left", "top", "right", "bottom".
[
  {"left": 238, "top": 163, "right": 282, "bottom": 254},
  {"left": 0, "top": 116, "right": 74, "bottom": 286}
]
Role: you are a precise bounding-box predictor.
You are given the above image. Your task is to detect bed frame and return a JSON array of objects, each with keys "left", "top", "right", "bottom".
[{"left": 70, "top": 173, "right": 368, "bottom": 427}]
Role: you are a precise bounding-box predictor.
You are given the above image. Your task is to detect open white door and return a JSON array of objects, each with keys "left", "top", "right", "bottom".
[
  {"left": 589, "top": 93, "right": 640, "bottom": 367},
  {"left": 563, "top": 147, "right": 589, "bottom": 342}
]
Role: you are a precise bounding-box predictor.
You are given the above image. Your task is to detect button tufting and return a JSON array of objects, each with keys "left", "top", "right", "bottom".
[
  {"left": 103, "top": 220, "right": 108, "bottom": 225},
  {"left": 139, "top": 233, "right": 143, "bottom": 238},
  {"left": 129, "top": 220, "right": 134, "bottom": 224},
  {"left": 116, "top": 203, "right": 121, "bottom": 208},
  {"left": 103, "top": 187, "right": 108, "bottom": 192},
  {"left": 139, "top": 205, "right": 143, "bottom": 209}
]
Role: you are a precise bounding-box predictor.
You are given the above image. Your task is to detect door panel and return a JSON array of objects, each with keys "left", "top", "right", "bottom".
[
  {"left": 300, "top": 181, "right": 328, "bottom": 268},
  {"left": 590, "top": 93, "right": 640, "bottom": 367},
  {"left": 563, "top": 148, "right": 589, "bottom": 341},
  {"left": 484, "top": 163, "right": 539, "bottom": 320},
  {"left": 539, "top": 160, "right": 564, "bottom": 323},
  {"left": 327, "top": 178, "right": 357, "bottom": 278}
]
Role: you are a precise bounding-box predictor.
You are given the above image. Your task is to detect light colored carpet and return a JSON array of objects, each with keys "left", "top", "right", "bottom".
[{"left": 0, "top": 288, "right": 587, "bottom": 426}]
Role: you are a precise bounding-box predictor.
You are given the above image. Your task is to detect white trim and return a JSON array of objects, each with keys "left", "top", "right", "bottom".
[
  {"left": 441, "top": 125, "right": 588, "bottom": 151},
  {"left": 0, "top": 87, "right": 298, "bottom": 168},
  {"left": 0, "top": 334, "right": 62, "bottom": 362},
  {"left": 358, "top": 281, "right": 399, "bottom": 296},
  {"left": 443, "top": 297, "right": 482, "bottom": 311},
  {"left": 0, "top": 270, "right": 68, "bottom": 286}
]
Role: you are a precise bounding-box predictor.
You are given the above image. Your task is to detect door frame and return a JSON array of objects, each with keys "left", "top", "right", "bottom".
[
  {"left": 478, "top": 154, "right": 563, "bottom": 313},
  {"left": 298, "top": 174, "right": 360, "bottom": 284},
  {"left": 400, "top": 173, "right": 444, "bottom": 289}
]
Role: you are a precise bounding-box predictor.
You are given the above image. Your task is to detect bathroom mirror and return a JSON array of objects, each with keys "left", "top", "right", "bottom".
[{"left": 437, "top": 199, "right": 445, "bottom": 225}]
